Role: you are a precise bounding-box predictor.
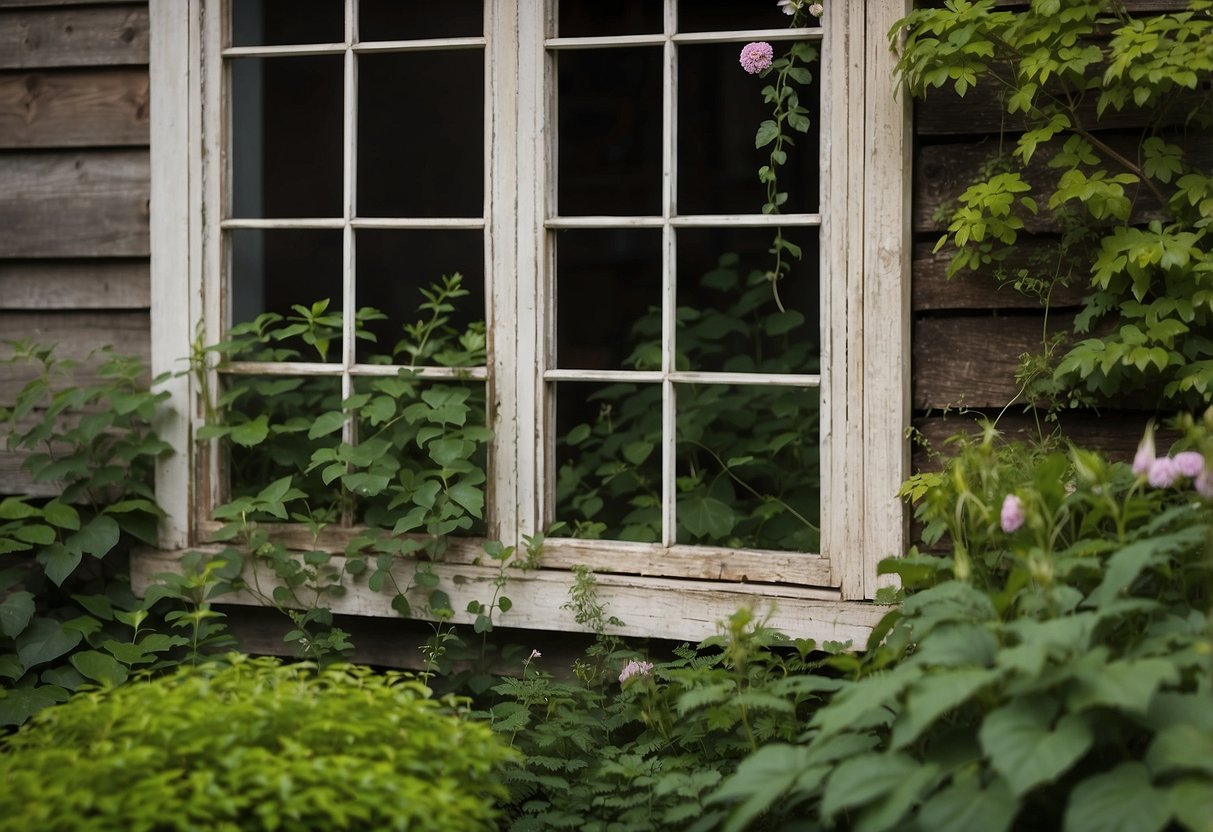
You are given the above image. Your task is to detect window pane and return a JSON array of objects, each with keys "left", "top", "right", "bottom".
[
  {"left": 676, "top": 228, "right": 819, "bottom": 373},
  {"left": 675, "top": 383, "right": 820, "bottom": 552},
  {"left": 355, "top": 230, "right": 485, "bottom": 365},
  {"left": 354, "top": 378, "right": 489, "bottom": 538},
  {"left": 554, "top": 381, "right": 662, "bottom": 543},
  {"left": 359, "top": 0, "right": 483, "bottom": 41},
  {"left": 677, "top": 0, "right": 789, "bottom": 33},
  {"left": 229, "top": 229, "right": 345, "bottom": 362},
  {"left": 230, "top": 57, "right": 343, "bottom": 219},
  {"left": 230, "top": 0, "right": 343, "bottom": 47},
  {"left": 557, "top": 0, "right": 662, "bottom": 37},
  {"left": 358, "top": 51, "right": 484, "bottom": 218},
  {"left": 221, "top": 374, "right": 343, "bottom": 517},
  {"left": 557, "top": 48, "right": 662, "bottom": 217},
  {"left": 678, "top": 42, "right": 821, "bottom": 215},
  {"left": 556, "top": 229, "right": 662, "bottom": 371}
]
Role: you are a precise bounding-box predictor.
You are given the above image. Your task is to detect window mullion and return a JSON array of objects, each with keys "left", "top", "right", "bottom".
[
  {"left": 660, "top": 0, "right": 678, "bottom": 548},
  {"left": 340, "top": 0, "right": 358, "bottom": 529}
]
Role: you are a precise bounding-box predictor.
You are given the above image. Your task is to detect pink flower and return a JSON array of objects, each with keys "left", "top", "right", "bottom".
[
  {"left": 1000, "top": 494, "right": 1025, "bottom": 534},
  {"left": 619, "top": 659, "right": 654, "bottom": 684},
  {"left": 1174, "top": 451, "right": 1204, "bottom": 478},
  {"left": 1148, "top": 456, "right": 1179, "bottom": 488},
  {"left": 1196, "top": 469, "right": 1213, "bottom": 499},
  {"left": 1132, "top": 423, "right": 1156, "bottom": 476},
  {"left": 739, "top": 42, "right": 774, "bottom": 75}
]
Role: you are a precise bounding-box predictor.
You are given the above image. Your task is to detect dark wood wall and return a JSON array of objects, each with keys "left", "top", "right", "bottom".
[
  {"left": 0, "top": 0, "right": 150, "bottom": 495},
  {"left": 908, "top": 0, "right": 1192, "bottom": 466}
]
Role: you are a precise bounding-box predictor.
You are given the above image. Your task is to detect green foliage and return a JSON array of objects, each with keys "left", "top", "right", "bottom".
[
  {"left": 708, "top": 420, "right": 1213, "bottom": 831},
  {"left": 556, "top": 255, "right": 821, "bottom": 552},
  {"left": 893, "top": 0, "right": 1213, "bottom": 407},
  {"left": 0, "top": 342, "right": 230, "bottom": 726},
  {"left": 0, "top": 655, "right": 515, "bottom": 831}
]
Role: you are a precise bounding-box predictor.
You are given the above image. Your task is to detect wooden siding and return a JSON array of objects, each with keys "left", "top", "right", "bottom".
[{"left": 0, "top": 1, "right": 150, "bottom": 496}]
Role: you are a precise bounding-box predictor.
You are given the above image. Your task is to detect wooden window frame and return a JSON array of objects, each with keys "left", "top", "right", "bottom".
[{"left": 145, "top": 0, "right": 910, "bottom": 644}]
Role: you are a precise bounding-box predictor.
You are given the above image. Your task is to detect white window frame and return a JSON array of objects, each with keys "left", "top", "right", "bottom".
[{"left": 146, "top": 0, "right": 910, "bottom": 645}]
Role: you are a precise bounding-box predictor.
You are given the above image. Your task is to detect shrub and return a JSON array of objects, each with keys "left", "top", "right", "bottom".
[{"left": 0, "top": 655, "right": 515, "bottom": 831}]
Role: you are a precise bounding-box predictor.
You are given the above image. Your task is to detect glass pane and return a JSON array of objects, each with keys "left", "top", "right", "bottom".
[
  {"left": 221, "top": 374, "right": 344, "bottom": 519},
  {"left": 676, "top": 228, "right": 819, "bottom": 374},
  {"left": 675, "top": 383, "right": 820, "bottom": 552},
  {"left": 355, "top": 230, "right": 485, "bottom": 365},
  {"left": 677, "top": 0, "right": 789, "bottom": 33},
  {"left": 557, "top": 48, "right": 662, "bottom": 216},
  {"left": 358, "top": 51, "right": 484, "bottom": 218},
  {"left": 353, "top": 378, "right": 489, "bottom": 538},
  {"left": 679, "top": 42, "right": 821, "bottom": 215},
  {"left": 231, "top": 0, "right": 343, "bottom": 47},
  {"left": 554, "top": 381, "right": 663, "bottom": 542},
  {"left": 556, "top": 229, "right": 662, "bottom": 371},
  {"left": 558, "top": 0, "right": 662, "bottom": 37},
  {"left": 360, "top": 0, "right": 483, "bottom": 41},
  {"left": 229, "top": 229, "right": 345, "bottom": 363},
  {"left": 230, "top": 57, "right": 343, "bottom": 219}
]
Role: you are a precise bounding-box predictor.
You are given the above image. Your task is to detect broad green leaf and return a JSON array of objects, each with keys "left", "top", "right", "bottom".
[
  {"left": 0, "top": 655, "right": 22, "bottom": 680},
  {"left": 755, "top": 119, "right": 779, "bottom": 148},
  {"left": 917, "top": 775, "right": 1017, "bottom": 832},
  {"left": 979, "top": 696, "right": 1093, "bottom": 797},
  {"left": 678, "top": 495, "right": 735, "bottom": 539},
  {"left": 15, "top": 617, "right": 83, "bottom": 672},
  {"left": 70, "top": 650, "right": 129, "bottom": 686},
  {"left": 101, "top": 640, "right": 152, "bottom": 665},
  {"left": 36, "top": 543, "right": 81, "bottom": 586},
  {"left": 1146, "top": 723, "right": 1213, "bottom": 778},
  {"left": 891, "top": 667, "right": 1000, "bottom": 749},
  {"left": 809, "top": 668, "right": 914, "bottom": 742},
  {"left": 714, "top": 746, "right": 820, "bottom": 832},
  {"left": 820, "top": 752, "right": 921, "bottom": 820},
  {"left": 307, "top": 411, "right": 346, "bottom": 439},
  {"left": 1172, "top": 778, "right": 1213, "bottom": 832},
  {"left": 1084, "top": 526, "right": 1203, "bottom": 609},
  {"left": 230, "top": 414, "right": 270, "bottom": 447},
  {"left": 0, "top": 497, "right": 36, "bottom": 520},
  {"left": 1068, "top": 657, "right": 1179, "bottom": 716},
  {"left": 622, "top": 441, "right": 655, "bottom": 466},
  {"left": 14, "top": 524, "right": 55, "bottom": 545},
  {"left": 0, "top": 685, "right": 69, "bottom": 727},
  {"left": 66, "top": 515, "right": 121, "bottom": 559},
  {"left": 1062, "top": 762, "right": 1171, "bottom": 832},
  {"left": 42, "top": 501, "right": 80, "bottom": 530},
  {"left": 0, "top": 590, "right": 35, "bottom": 638},
  {"left": 447, "top": 481, "right": 485, "bottom": 518},
  {"left": 765, "top": 309, "right": 805, "bottom": 336}
]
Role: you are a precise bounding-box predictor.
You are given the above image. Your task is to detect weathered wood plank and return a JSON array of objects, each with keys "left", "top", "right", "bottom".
[
  {"left": 0, "top": 448, "right": 58, "bottom": 496},
  {"left": 0, "top": 259, "right": 149, "bottom": 308},
  {"left": 0, "top": 68, "right": 148, "bottom": 147},
  {"left": 912, "top": 410, "right": 1170, "bottom": 470},
  {"left": 913, "top": 314, "right": 1073, "bottom": 410},
  {"left": 913, "top": 240, "right": 1089, "bottom": 312},
  {"left": 0, "top": 310, "right": 149, "bottom": 403},
  {"left": 0, "top": 150, "right": 149, "bottom": 257},
  {"left": 132, "top": 547, "right": 888, "bottom": 645},
  {"left": 0, "top": 5, "right": 148, "bottom": 69},
  {"left": 914, "top": 136, "right": 1212, "bottom": 234}
]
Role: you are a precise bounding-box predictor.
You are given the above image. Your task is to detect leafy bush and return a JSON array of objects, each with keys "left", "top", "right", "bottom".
[
  {"left": 708, "top": 422, "right": 1213, "bottom": 831},
  {"left": 0, "top": 655, "right": 515, "bottom": 831}
]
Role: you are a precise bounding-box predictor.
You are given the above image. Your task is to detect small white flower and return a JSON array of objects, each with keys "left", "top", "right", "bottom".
[
  {"left": 809, "top": 2, "right": 824, "bottom": 17},
  {"left": 777, "top": 0, "right": 797, "bottom": 15}
]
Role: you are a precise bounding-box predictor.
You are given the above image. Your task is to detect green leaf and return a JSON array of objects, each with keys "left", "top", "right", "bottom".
[
  {"left": 891, "top": 667, "right": 1000, "bottom": 750},
  {"left": 755, "top": 120, "right": 780, "bottom": 148},
  {"left": 307, "top": 411, "right": 346, "bottom": 439},
  {"left": 917, "top": 775, "right": 1017, "bottom": 832},
  {"left": 42, "top": 501, "right": 80, "bottom": 531},
  {"left": 0, "top": 655, "right": 22, "bottom": 680},
  {"left": 622, "top": 441, "right": 654, "bottom": 466},
  {"left": 979, "top": 696, "right": 1093, "bottom": 797},
  {"left": 15, "top": 617, "right": 83, "bottom": 673},
  {"left": 70, "top": 650, "right": 129, "bottom": 686},
  {"left": 447, "top": 481, "right": 485, "bottom": 518},
  {"left": 0, "top": 497, "right": 36, "bottom": 520},
  {"left": 0, "top": 685, "right": 69, "bottom": 727},
  {"left": 14, "top": 524, "right": 55, "bottom": 545},
  {"left": 36, "top": 543, "right": 82, "bottom": 586},
  {"left": 765, "top": 309, "right": 805, "bottom": 336},
  {"left": 66, "top": 515, "right": 121, "bottom": 559},
  {"left": 1171, "top": 778, "right": 1213, "bottom": 832},
  {"left": 1068, "top": 657, "right": 1179, "bottom": 716},
  {"left": 0, "top": 591, "right": 35, "bottom": 638},
  {"left": 820, "top": 752, "right": 921, "bottom": 820},
  {"left": 566, "top": 424, "right": 591, "bottom": 446},
  {"left": 1062, "top": 762, "right": 1171, "bottom": 832},
  {"left": 678, "top": 495, "right": 735, "bottom": 539},
  {"left": 230, "top": 414, "right": 270, "bottom": 447}
]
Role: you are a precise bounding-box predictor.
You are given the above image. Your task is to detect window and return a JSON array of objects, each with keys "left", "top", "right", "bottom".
[{"left": 147, "top": 0, "right": 910, "bottom": 644}]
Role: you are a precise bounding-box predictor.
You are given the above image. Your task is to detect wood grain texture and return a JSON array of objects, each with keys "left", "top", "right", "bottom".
[
  {"left": 0, "top": 310, "right": 149, "bottom": 403},
  {"left": 913, "top": 240, "right": 1090, "bottom": 312},
  {"left": 131, "top": 547, "right": 889, "bottom": 645},
  {"left": 0, "top": 259, "right": 149, "bottom": 308},
  {"left": 0, "top": 149, "right": 149, "bottom": 257},
  {"left": 913, "top": 136, "right": 1213, "bottom": 234},
  {"left": 913, "top": 314, "right": 1074, "bottom": 410},
  {"left": 0, "top": 67, "right": 148, "bottom": 147},
  {"left": 0, "top": 5, "right": 148, "bottom": 69}
]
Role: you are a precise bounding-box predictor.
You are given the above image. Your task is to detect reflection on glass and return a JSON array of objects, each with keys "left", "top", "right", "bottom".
[
  {"left": 557, "top": 48, "right": 662, "bottom": 216},
  {"left": 556, "top": 229, "right": 662, "bottom": 370},
  {"left": 675, "top": 384, "right": 820, "bottom": 551},
  {"left": 676, "top": 231, "right": 820, "bottom": 373},
  {"left": 360, "top": 0, "right": 482, "bottom": 41},
  {"left": 355, "top": 231, "right": 485, "bottom": 365},
  {"left": 557, "top": 0, "right": 662, "bottom": 37},
  {"left": 679, "top": 42, "right": 820, "bottom": 215},
  {"left": 555, "top": 381, "right": 663, "bottom": 542},
  {"left": 358, "top": 51, "right": 484, "bottom": 218},
  {"left": 231, "top": 0, "right": 342, "bottom": 47},
  {"left": 230, "top": 57, "right": 343, "bottom": 219}
]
